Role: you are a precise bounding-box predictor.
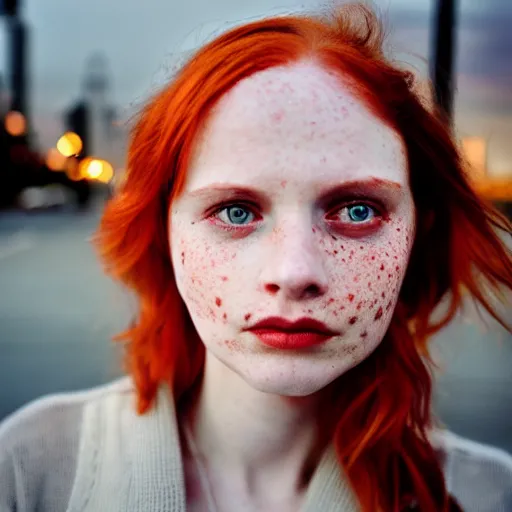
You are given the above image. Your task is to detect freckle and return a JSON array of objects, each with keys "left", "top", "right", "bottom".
[
  {"left": 360, "top": 331, "right": 368, "bottom": 338},
  {"left": 333, "top": 311, "right": 338, "bottom": 317},
  {"left": 341, "top": 245, "right": 345, "bottom": 250},
  {"left": 340, "top": 306, "right": 345, "bottom": 311},
  {"left": 368, "top": 282, "right": 372, "bottom": 288},
  {"left": 307, "top": 309, "right": 313, "bottom": 314},
  {"left": 222, "top": 313, "right": 227, "bottom": 320},
  {"left": 342, "top": 258, "right": 346, "bottom": 263},
  {"left": 374, "top": 307, "right": 383, "bottom": 320},
  {"left": 353, "top": 276, "right": 359, "bottom": 283},
  {"left": 223, "top": 340, "right": 239, "bottom": 352},
  {"left": 215, "top": 297, "right": 222, "bottom": 307},
  {"left": 244, "top": 313, "right": 252, "bottom": 321},
  {"left": 181, "top": 252, "right": 185, "bottom": 265},
  {"left": 388, "top": 273, "right": 392, "bottom": 278},
  {"left": 350, "top": 250, "right": 354, "bottom": 257},
  {"left": 221, "top": 276, "right": 228, "bottom": 282},
  {"left": 396, "top": 228, "right": 401, "bottom": 232},
  {"left": 380, "top": 264, "right": 385, "bottom": 271},
  {"left": 377, "top": 275, "right": 381, "bottom": 280},
  {"left": 312, "top": 227, "right": 316, "bottom": 233},
  {"left": 349, "top": 316, "right": 358, "bottom": 325},
  {"left": 394, "top": 256, "right": 398, "bottom": 260},
  {"left": 348, "top": 294, "right": 355, "bottom": 302}
]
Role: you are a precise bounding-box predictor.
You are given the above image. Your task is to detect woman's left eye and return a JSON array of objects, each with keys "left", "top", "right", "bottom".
[
  {"left": 337, "top": 204, "right": 377, "bottom": 223},
  {"left": 216, "top": 205, "right": 256, "bottom": 225}
]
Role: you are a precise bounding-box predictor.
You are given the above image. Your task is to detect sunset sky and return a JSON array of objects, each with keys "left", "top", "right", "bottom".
[{"left": 0, "top": 0, "right": 511, "bottom": 175}]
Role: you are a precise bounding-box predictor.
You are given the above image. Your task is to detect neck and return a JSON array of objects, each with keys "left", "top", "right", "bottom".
[{"left": 183, "top": 351, "right": 325, "bottom": 504}]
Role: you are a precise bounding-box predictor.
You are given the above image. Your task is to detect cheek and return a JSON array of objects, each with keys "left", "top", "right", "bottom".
[
  {"left": 171, "top": 230, "right": 238, "bottom": 325},
  {"left": 321, "top": 221, "right": 413, "bottom": 338}
]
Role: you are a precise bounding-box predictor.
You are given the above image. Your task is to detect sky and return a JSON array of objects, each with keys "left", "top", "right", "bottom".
[{"left": 0, "top": 0, "right": 511, "bottom": 175}]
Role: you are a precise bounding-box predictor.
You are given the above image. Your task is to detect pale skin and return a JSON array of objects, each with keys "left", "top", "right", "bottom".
[{"left": 169, "top": 61, "right": 416, "bottom": 511}]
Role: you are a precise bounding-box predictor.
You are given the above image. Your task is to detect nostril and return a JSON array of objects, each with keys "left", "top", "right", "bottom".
[
  {"left": 304, "top": 284, "right": 321, "bottom": 298},
  {"left": 264, "top": 283, "right": 280, "bottom": 295}
]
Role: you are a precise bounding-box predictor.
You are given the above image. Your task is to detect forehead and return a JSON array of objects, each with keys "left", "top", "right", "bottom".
[{"left": 183, "top": 61, "right": 407, "bottom": 191}]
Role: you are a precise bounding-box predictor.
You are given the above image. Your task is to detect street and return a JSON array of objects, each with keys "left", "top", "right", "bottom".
[{"left": 0, "top": 205, "right": 511, "bottom": 452}]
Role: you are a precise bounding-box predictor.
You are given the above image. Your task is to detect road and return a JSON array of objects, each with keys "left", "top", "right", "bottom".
[{"left": 0, "top": 205, "right": 511, "bottom": 452}]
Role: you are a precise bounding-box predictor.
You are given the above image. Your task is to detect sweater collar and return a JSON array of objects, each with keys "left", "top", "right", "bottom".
[{"left": 70, "top": 379, "right": 359, "bottom": 511}]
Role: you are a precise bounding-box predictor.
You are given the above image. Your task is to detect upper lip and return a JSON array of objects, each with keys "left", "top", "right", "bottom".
[{"left": 245, "top": 317, "right": 338, "bottom": 335}]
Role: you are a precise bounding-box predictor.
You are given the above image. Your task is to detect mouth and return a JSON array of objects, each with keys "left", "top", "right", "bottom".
[{"left": 244, "top": 317, "right": 339, "bottom": 350}]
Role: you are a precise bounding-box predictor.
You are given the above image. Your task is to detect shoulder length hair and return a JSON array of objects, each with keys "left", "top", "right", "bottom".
[{"left": 95, "top": 3, "right": 512, "bottom": 511}]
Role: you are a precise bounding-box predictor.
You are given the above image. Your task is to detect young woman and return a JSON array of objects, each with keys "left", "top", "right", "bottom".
[{"left": 1, "top": 4, "right": 511, "bottom": 511}]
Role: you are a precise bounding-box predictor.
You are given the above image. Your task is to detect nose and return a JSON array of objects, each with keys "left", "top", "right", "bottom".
[{"left": 259, "top": 224, "right": 329, "bottom": 302}]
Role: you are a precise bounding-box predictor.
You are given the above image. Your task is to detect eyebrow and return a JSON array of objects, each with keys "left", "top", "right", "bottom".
[
  {"left": 186, "top": 177, "right": 403, "bottom": 202},
  {"left": 317, "top": 177, "right": 404, "bottom": 205}
]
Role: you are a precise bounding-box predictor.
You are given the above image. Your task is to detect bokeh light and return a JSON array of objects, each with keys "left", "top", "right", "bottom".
[
  {"left": 5, "top": 111, "right": 26, "bottom": 137},
  {"left": 46, "top": 148, "right": 68, "bottom": 171},
  {"left": 57, "top": 132, "right": 83, "bottom": 157},
  {"left": 78, "top": 158, "right": 114, "bottom": 183}
]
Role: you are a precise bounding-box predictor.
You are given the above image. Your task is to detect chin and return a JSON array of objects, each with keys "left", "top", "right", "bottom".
[{"left": 232, "top": 358, "right": 347, "bottom": 397}]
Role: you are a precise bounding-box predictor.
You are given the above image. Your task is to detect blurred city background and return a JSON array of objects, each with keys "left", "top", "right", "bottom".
[{"left": 0, "top": 0, "right": 511, "bottom": 452}]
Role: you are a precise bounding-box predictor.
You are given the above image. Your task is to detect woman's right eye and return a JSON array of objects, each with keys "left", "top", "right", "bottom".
[{"left": 216, "top": 205, "right": 256, "bottom": 225}]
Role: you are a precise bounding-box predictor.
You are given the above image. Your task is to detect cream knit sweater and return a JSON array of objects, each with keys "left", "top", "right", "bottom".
[{"left": 1, "top": 377, "right": 512, "bottom": 511}]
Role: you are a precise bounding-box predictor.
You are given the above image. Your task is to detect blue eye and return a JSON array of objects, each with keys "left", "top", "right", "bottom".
[
  {"left": 342, "top": 204, "right": 375, "bottom": 223},
  {"left": 218, "top": 205, "right": 255, "bottom": 225}
]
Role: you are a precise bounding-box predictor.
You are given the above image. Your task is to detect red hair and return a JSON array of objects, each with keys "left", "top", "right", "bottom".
[{"left": 95, "top": 4, "right": 512, "bottom": 511}]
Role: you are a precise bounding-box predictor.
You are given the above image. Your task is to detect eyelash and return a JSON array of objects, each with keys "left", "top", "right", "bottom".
[
  {"left": 207, "top": 201, "right": 262, "bottom": 231},
  {"left": 207, "top": 199, "right": 385, "bottom": 231}
]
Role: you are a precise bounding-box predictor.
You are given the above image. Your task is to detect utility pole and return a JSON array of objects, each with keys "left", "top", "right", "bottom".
[
  {"left": 1, "top": 0, "right": 29, "bottom": 125},
  {"left": 431, "top": 0, "right": 458, "bottom": 124}
]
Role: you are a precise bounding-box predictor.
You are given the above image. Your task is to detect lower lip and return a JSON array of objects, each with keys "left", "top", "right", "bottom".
[{"left": 248, "top": 329, "right": 333, "bottom": 350}]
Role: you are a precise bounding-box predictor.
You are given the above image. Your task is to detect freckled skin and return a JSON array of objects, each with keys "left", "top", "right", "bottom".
[{"left": 170, "top": 62, "right": 415, "bottom": 396}]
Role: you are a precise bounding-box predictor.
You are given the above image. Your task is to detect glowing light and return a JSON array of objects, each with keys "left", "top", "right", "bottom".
[
  {"left": 78, "top": 158, "right": 114, "bottom": 183},
  {"left": 97, "top": 161, "right": 114, "bottom": 183},
  {"left": 46, "top": 148, "right": 67, "bottom": 171},
  {"left": 57, "top": 132, "right": 83, "bottom": 157},
  {"left": 65, "top": 157, "right": 81, "bottom": 181},
  {"left": 5, "top": 111, "right": 26, "bottom": 136},
  {"left": 88, "top": 159, "right": 103, "bottom": 178},
  {"left": 462, "top": 136, "right": 487, "bottom": 181}
]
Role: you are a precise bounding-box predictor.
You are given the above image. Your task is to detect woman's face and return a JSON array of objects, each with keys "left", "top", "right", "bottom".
[{"left": 169, "top": 61, "right": 415, "bottom": 396}]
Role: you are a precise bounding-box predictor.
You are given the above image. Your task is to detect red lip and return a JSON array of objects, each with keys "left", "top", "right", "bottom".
[{"left": 245, "top": 317, "right": 338, "bottom": 350}]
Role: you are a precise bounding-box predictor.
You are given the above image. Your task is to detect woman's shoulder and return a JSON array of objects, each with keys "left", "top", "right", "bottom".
[
  {"left": 431, "top": 428, "right": 512, "bottom": 511},
  {"left": 0, "top": 377, "right": 133, "bottom": 445},
  {"left": 0, "top": 377, "right": 134, "bottom": 512}
]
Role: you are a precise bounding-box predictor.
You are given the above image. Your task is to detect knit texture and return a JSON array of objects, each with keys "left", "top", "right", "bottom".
[{"left": 1, "top": 377, "right": 511, "bottom": 511}]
